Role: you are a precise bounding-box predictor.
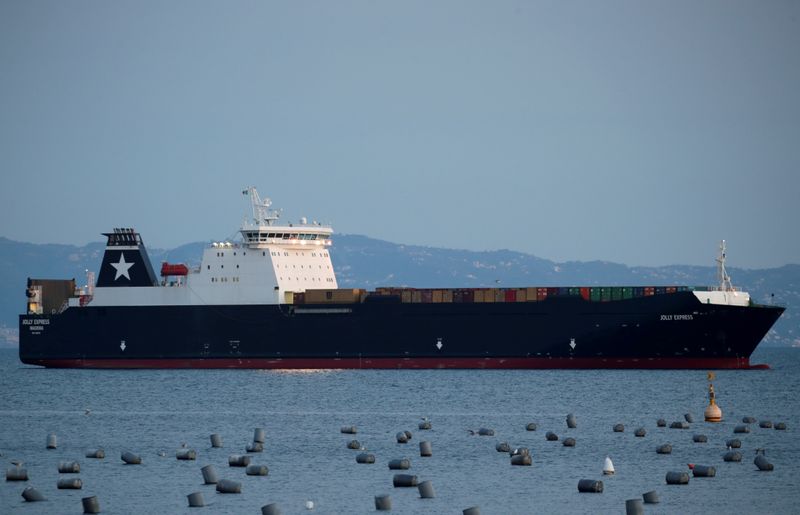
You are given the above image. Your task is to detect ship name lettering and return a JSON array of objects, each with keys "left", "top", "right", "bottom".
[{"left": 660, "top": 314, "right": 693, "bottom": 321}]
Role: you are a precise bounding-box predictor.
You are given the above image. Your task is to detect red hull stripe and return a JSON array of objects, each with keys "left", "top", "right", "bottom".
[{"left": 25, "top": 356, "right": 765, "bottom": 370}]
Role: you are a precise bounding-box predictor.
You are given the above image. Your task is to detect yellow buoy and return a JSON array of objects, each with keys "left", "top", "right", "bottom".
[{"left": 704, "top": 372, "right": 723, "bottom": 422}]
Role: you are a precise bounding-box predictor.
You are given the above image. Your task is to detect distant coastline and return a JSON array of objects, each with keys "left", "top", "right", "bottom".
[{"left": 0, "top": 326, "right": 19, "bottom": 348}]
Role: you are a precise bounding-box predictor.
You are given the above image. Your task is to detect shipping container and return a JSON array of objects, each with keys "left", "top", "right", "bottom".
[
  {"left": 666, "top": 286, "right": 677, "bottom": 294},
  {"left": 432, "top": 290, "right": 443, "bottom": 303},
  {"left": 516, "top": 289, "right": 527, "bottom": 302},
  {"left": 611, "top": 287, "right": 622, "bottom": 301},
  {"left": 633, "top": 287, "right": 644, "bottom": 297},
  {"left": 547, "top": 287, "right": 559, "bottom": 297},
  {"left": 655, "top": 287, "right": 666, "bottom": 295},
  {"left": 401, "top": 290, "right": 412, "bottom": 303},
  {"left": 484, "top": 289, "right": 496, "bottom": 303},
  {"left": 537, "top": 288, "right": 548, "bottom": 301},
  {"left": 580, "top": 287, "right": 590, "bottom": 300},
  {"left": 505, "top": 289, "right": 516, "bottom": 302},
  {"left": 526, "top": 287, "right": 537, "bottom": 301},
  {"left": 442, "top": 290, "right": 453, "bottom": 303},
  {"left": 422, "top": 290, "right": 433, "bottom": 303},
  {"left": 412, "top": 291, "right": 422, "bottom": 303},
  {"left": 474, "top": 290, "right": 485, "bottom": 303},
  {"left": 590, "top": 287, "right": 601, "bottom": 301},
  {"left": 644, "top": 287, "right": 655, "bottom": 296},
  {"left": 462, "top": 289, "right": 475, "bottom": 303}
]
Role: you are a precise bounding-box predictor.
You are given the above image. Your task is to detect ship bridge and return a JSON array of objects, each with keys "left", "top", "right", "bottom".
[{"left": 239, "top": 187, "right": 333, "bottom": 250}]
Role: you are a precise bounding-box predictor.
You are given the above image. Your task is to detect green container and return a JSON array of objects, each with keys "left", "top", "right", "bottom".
[{"left": 590, "top": 288, "right": 601, "bottom": 301}]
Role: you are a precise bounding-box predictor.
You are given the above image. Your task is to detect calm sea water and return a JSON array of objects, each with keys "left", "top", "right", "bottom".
[{"left": 1, "top": 347, "right": 798, "bottom": 514}]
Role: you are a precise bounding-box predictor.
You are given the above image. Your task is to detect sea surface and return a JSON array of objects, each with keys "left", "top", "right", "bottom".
[{"left": 1, "top": 347, "right": 798, "bottom": 515}]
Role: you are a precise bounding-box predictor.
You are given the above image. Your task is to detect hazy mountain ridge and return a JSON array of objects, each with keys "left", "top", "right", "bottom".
[{"left": 1, "top": 235, "right": 796, "bottom": 346}]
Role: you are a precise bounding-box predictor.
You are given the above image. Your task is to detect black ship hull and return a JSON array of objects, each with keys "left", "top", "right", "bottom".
[{"left": 19, "top": 292, "right": 783, "bottom": 369}]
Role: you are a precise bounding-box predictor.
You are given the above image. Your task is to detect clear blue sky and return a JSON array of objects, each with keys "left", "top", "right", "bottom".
[{"left": 1, "top": 1, "right": 798, "bottom": 268}]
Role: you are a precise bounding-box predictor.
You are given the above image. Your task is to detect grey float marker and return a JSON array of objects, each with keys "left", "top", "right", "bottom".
[
  {"left": 726, "top": 438, "right": 742, "bottom": 448},
  {"left": 754, "top": 454, "right": 774, "bottom": 471},
  {"left": 684, "top": 413, "right": 695, "bottom": 423},
  {"left": 388, "top": 458, "right": 410, "bottom": 470},
  {"left": 419, "top": 441, "right": 432, "bottom": 457},
  {"left": 340, "top": 426, "right": 357, "bottom": 434},
  {"left": 734, "top": 425, "right": 750, "bottom": 434},
  {"left": 21, "top": 486, "right": 46, "bottom": 501},
  {"left": 613, "top": 423, "right": 625, "bottom": 432},
  {"left": 228, "top": 454, "right": 250, "bottom": 467},
  {"left": 562, "top": 437, "right": 576, "bottom": 447},
  {"left": 57, "top": 477, "right": 82, "bottom": 489},
  {"left": 58, "top": 461, "right": 80, "bottom": 473},
  {"left": 176, "top": 449, "right": 197, "bottom": 460},
  {"left": 246, "top": 441, "right": 264, "bottom": 453},
  {"left": 121, "top": 451, "right": 141, "bottom": 464},
  {"left": 418, "top": 480, "right": 435, "bottom": 498},
  {"left": 742, "top": 416, "right": 757, "bottom": 424},
  {"left": 577, "top": 479, "right": 603, "bottom": 493},
  {"left": 46, "top": 433, "right": 57, "bottom": 449},
  {"left": 418, "top": 419, "right": 432, "bottom": 430},
  {"left": 566, "top": 414, "right": 577, "bottom": 428},
  {"left": 511, "top": 454, "right": 532, "bottom": 466},
  {"left": 374, "top": 495, "right": 391, "bottom": 511},
  {"left": 759, "top": 420, "right": 773, "bottom": 429},
  {"left": 496, "top": 442, "right": 510, "bottom": 453},
  {"left": 210, "top": 434, "right": 223, "bottom": 448},
  {"left": 545, "top": 431, "right": 558, "bottom": 441},
  {"left": 723, "top": 451, "right": 743, "bottom": 462},
  {"left": 693, "top": 434, "right": 708, "bottom": 443},
  {"left": 670, "top": 421, "right": 689, "bottom": 429},
  {"left": 187, "top": 492, "right": 205, "bottom": 507},
  {"left": 656, "top": 444, "right": 672, "bottom": 454},
  {"left": 393, "top": 474, "right": 418, "bottom": 487},
  {"left": 261, "top": 503, "right": 282, "bottom": 515},
  {"left": 463, "top": 507, "right": 481, "bottom": 515},
  {"left": 6, "top": 466, "right": 28, "bottom": 481},
  {"left": 656, "top": 418, "right": 667, "bottom": 427},
  {"left": 625, "top": 498, "right": 644, "bottom": 515},
  {"left": 477, "top": 428, "right": 494, "bottom": 436},
  {"left": 642, "top": 490, "right": 659, "bottom": 503},
  {"left": 775, "top": 422, "right": 787, "bottom": 430},
  {"left": 201, "top": 464, "right": 219, "bottom": 484},
  {"left": 246, "top": 464, "right": 269, "bottom": 476},
  {"left": 692, "top": 465, "right": 716, "bottom": 477},
  {"left": 525, "top": 422, "right": 537, "bottom": 431},
  {"left": 634, "top": 427, "right": 646, "bottom": 437},
  {"left": 347, "top": 440, "right": 361, "bottom": 450},
  {"left": 254, "top": 428, "right": 266, "bottom": 443},
  {"left": 82, "top": 495, "right": 101, "bottom": 514},
  {"left": 356, "top": 453, "right": 375, "bottom": 464},
  {"left": 396, "top": 432, "right": 409, "bottom": 443},
  {"left": 665, "top": 471, "right": 689, "bottom": 485},
  {"left": 85, "top": 449, "right": 105, "bottom": 459},
  {"left": 216, "top": 478, "right": 242, "bottom": 493}
]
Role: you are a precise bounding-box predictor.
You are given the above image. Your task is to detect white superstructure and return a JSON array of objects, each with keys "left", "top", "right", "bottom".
[
  {"left": 86, "top": 188, "right": 337, "bottom": 307},
  {"left": 692, "top": 240, "right": 750, "bottom": 307}
]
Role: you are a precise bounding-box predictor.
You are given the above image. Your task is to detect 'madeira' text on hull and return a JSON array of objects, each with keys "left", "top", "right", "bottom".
[{"left": 19, "top": 189, "right": 784, "bottom": 369}]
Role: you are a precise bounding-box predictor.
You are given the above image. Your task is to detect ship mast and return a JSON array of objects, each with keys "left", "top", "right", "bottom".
[
  {"left": 243, "top": 186, "right": 281, "bottom": 227},
  {"left": 716, "top": 240, "right": 734, "bottom": 292}
]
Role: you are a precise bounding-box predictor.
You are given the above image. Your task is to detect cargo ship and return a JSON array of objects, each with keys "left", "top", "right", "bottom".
[{"left": 19, "top": 188, "right": 784, "bottom": 369}]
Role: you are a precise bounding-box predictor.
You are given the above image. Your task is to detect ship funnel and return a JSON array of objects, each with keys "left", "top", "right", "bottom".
[{"left": 95, "top": 228, "right": 159, "bottom": 288}]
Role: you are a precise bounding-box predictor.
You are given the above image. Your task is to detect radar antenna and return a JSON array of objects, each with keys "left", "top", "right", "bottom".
[
  {"left": 242, "top": 187, "right": 281, "bottom": 227},
  {"left": 716, "top": 240, "right": 734, "bottom": 291}
]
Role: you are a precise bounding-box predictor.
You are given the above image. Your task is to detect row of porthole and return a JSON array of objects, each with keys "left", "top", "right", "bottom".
[
  {"left": 276, "top": 264, "right": 329, "bottom": 270},
  {"left": 207, "top": 264, "right": 241, "bottom": 270},
  {"left": 215, "top": 251, "right": 246, "bottom": 257},
  {"left": 279, "top": 277, "right": 335, "bottom": 282},
  {"left": 210, "top": 277, "right": 240, "bottom": 283},
  {"left": 270, "top": 251, "right": 330, "bottom": 258}
]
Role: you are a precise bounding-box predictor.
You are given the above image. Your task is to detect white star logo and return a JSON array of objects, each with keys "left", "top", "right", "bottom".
[{"left": 111, "top": 253, "right": 134, "bottom": 281}]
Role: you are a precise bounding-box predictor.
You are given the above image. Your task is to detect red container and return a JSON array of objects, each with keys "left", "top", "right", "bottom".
[
  {"left": 504, "top": 289, "right": 516, "bottom": 302},
  {"left": 547, "top": 287, "right": 559, "bottom": 296},
  {"left": 537, "top": 288, "right": 548, "bottom": 301},
  {"left": 580, "top": 287, "right": 590, "bottom": 300}
]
